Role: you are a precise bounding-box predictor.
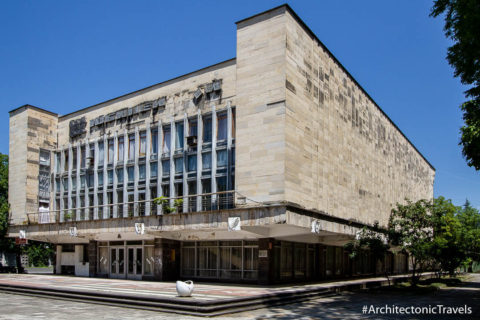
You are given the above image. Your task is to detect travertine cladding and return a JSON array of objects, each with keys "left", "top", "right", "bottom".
[
  {"left": 9, "top": 107, "right": 58, "bottom": 223},
  {"left": 57, "top": 61, "right": 236, "bottom": 147},
  {"left": 235, "top": 7, "right": 288, "bottom": 203},
  {"left": 282, "top": 10, "right": 435, "bottom": 226}
]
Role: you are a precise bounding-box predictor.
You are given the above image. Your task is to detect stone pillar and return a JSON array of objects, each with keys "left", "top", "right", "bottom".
[
  {"left": 76, "top": 143, "right": 81, "bottom": 220},
  {"left": 211, "top": 105, "right": 217, "bottom": 205},
  {"left": 88, "top": 240, "right": 97, "bottom": 277},
  {"left": 169, "top": 119, "right": 175, "bottom": 207},
  {"left": 102, "top": 135, "right": 108, "bottom": 219},
  {"left": 153, "top": 238, "right": 181, "bottom": 281},
  {"left": 112, "top": 132, "right": 118, "bottom": 218},
  {"left": 67, "top": 145, "right": 73, "bottom": 215},
  {"left": 183, "top": 114, "right": 188, "bottom": 212},
  {"left": 145, "top": 123, "right": 151, "bottom": 216},
  {"left": 157, "top": 120, "right": 163, "bottom": 215},
  {"left": 59, "top": 150, "right": 65, "bottom": 221},
  {"left": 196, "top": 110, "right": 203, "bottom": 210},
  {"left": 84, "top": 139, "right": 90, "bottom": 220},
  {"left": 93, "top": 139, "right": 99, "bottom": 220},
  {"left": 56, "top": 245, "right": 62, "bottom": 275},
  {"left": 227, "top": 101, "right": 233, "bottom": 191},
  {"left": 123, "top": 130, "right": 128, "bottom": 217},
  {"left": 258, "top": 238, "right": 274, "bottom": 285}
]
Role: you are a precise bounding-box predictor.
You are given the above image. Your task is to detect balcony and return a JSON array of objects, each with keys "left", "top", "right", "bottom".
[{"left": 23, "top": 190, "right": 237, "bottom": 225}]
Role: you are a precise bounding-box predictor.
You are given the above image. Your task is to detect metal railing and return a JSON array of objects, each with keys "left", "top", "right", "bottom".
[{"left": 23, "top": 191, "right": 236, "bottom": 225}]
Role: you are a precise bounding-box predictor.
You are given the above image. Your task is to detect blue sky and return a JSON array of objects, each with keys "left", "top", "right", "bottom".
[{"left": 0, "top": 1, "right": 478, "bottom": 208}]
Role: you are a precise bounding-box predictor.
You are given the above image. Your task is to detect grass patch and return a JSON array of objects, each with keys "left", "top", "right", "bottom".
[{"left": 370, "top": 276, "right": 464, "bottom": 294}]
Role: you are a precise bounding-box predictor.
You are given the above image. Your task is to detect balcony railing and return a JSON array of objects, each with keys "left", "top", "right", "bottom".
[{"left": 23, "top": 191, "right": 236, "bottom": 225}]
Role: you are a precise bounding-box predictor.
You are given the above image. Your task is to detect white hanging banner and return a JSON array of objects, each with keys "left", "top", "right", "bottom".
[
  {"left": 228, "top": 217, "right": 241, "bottom": 231},
  {"left": 69, "top": 227, "right": 77, "bottom": 237},
  {"left": 135, "top": 223, "right": 145, "bottom": 235}
]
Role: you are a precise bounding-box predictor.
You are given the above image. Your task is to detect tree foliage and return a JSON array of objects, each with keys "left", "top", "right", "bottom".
[
  {"left": 0, "top": 153, "right": 15, "bottom": 253},
  {"left": 431, "top": 0, "right": 480, "bottom": 170}
]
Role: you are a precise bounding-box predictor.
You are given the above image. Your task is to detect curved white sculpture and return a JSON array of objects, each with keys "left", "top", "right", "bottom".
[{"left": 176, "top": 280, "right": 194, "bottom": 297}]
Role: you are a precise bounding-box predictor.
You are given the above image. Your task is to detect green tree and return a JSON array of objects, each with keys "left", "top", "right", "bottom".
[
  {"left": 457, "top": 199, "right": 480, "bottom": 271},
  {"left": 431, "top": 1, "right": 480, "bottom": 170},
  {"left": 388, "top": 199, "right": 434, "bottom": 284},
  {"left": 0, "top": 153, "right": 15, "bottom": 253},
  {"left": 429, "top": 197, "right": 464, "bottom": 276}
]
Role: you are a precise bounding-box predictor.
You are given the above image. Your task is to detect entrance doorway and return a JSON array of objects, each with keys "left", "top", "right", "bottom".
[
  {"left": 110, "top": 247, "right": 125, "bottom": 278},
  {"left": 127, "top": 246, "right": 143, "bottom": 280}
]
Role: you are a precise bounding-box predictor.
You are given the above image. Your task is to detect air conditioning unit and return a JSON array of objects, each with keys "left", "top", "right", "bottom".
[
  {"left": 187, "top": 135, "right": 198, "bottom": 146},
  {"left": 85, "top": 156, "right": 93, "bottom": 169}
]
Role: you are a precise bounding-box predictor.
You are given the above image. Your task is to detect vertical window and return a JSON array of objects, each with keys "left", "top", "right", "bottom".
[
  {"left": 56, "top": 178, "right": 60, "bottom": 192},
  {"left": 175, "top": 157, "right": 183, "bottom": 174},
  {"left": 127, "top": 166, "right": 134, "bottom": 182},
  {"left": 62, "top": 178, "right": 68, "bottom": 191},
  {"left": 72, "top": 177, "right": 77, "bottom": 191},
  {"left": 89, "top": 144, "right": 95, "bottom": 166},
  {"left": 64, "top": 151, "right": 69, "bottom": 171},
  {"left": 128, "top": 134, "right": 135, "bottom": 160},
  {"left": 139, "top": 131, "right": 146, "bottom": 157},
  {"left": 98, "top": 193, "right": 104, "bottom": 218},
  {"left": 189, "top": 120, "right": 197, "bottom": 136},
  {"left": 98, "top": 142, "right": 104, "bottom": 164},
  {"left": 232, "top": 109, "right": 236, "bottom": 139},
  {"left": 80, "top": 146, "right": 86, "bottom": 169},
  {"left": 139, "top": 164, "right": 146, "bottom": 180},
  {"left": 72, "top": 148, "right": 77, "bottom": 169},
  {"left": 217, "top": 113, "right": 227, "bottom": 141},
  {"left": 98, "top": 171, "right": 104, "bottom": 187},
  {"left": 151, "top": 129, "right": 158, "bottom": 155},
  {"left": 118, "top": 136, "right": 124, "bottom": 162},
  {"left": 217, "top": 150, "right": 227, "bottom": 167},
  {"left": 108, "top": 139, "right": 114, "bottom": 164},
  {"left": 151, "top": 162, "right": 158, "bottom": 178},
  {"left": 163, "top": 127, "right": 171, "bottom": 153},
  {"left": 80, "top": 175, "right": 85, "bottom": 189},
  {"left": 162, "top": 185, "right": 170, "bottom": 198},
  {"left": 116, "top": 168, "right": 124, "bottom": 184},
  {"left": 216, "top": 176, "right": 227, "bottom": 192},
  {"left": 108, "top": 170, "right": 113, "bottom": 185},
  {"left": 203, "top": 117, "right": 212, "bottom": 143},
  {"left": 162, "top": 160, "right": 170, "bottom": 176},
  {"left": 202, "top": 153, "right": 211, "bottom": 170},
  {"left": 188, "top": 155, "right": 197, "bottom": 172},
  {"left": 87, "top": 173, "right": 94, "bottom": 188},
  {"left": 56, "top": 152, "right": 61, "bottom": 173},
  {"left": 175, "top": 123, "right": 184, "bottom": 150}
]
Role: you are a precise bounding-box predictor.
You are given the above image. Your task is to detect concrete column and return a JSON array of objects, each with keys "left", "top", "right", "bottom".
[
  {"left": 258, "top": 238, "right": 275, "bottom": 285},
  {"left": 211, "top": 105, "right": 217, "bottom": 206},
  {"left": 227, "top": 102, "right": 233, "bottom": 192},
  {"left": 134, "top": 127, "right": 139, "bottom": 216},
  {"left": 88, "top": 240, "right": 97, "bottom": 277},
  {"left": 183, "top": 114, "right": 188, "bottom": 213},
  {"left": 123, "top": 130, "right": 128, "bottom": 217},
  {"left": 157, "top": 120, "right": 163, "bottom": 215},
  {"left": 76, "top": 143, "right": 81, "bottom": 220},
  {"left": 112, "top": 132, "right": 118, "bottom": 218},
  {"left": 103, "top": 135, "right": 108, "bottom": 219},
  {"left": 169, "top": 119, "right": 175, "bottom": 207},
  {"left": 56, "top": 245, "right": 62, "bottom": 275},
  {"left": 93, "top": 139, "right": 99, "bottom": 220},
  {"left": 145, "top": 122, "right": 151, "bottom": 216},
  {"left": 59, "top": 150, "right": 65, "bottom": 222},
  {"left": 84, "top": 138, "right": 90, "bottom": 220},
  {"left": 196, "top": 110, "right": 203, "bottom": 210},
  {"left": 67, "top": 145, "right": 73, "bottom": 215}
]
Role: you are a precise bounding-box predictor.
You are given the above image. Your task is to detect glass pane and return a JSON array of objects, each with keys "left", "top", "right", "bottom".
[
  {"left": 139, "top": 164, "right": 146, "bottom": 180},
  {"left": 188, "top": 155, "right": 197, "bottom": 172},
  {"left": 111, "top": 248, "right": 117, "bottom": 274},
  {"left": 108, "top": 170, "right": 113, "bottom": 185},
  {"left": 128, "top": 167, "right": 134, "bottom": 182},
  {"left": 175, "top": 123, "right": 184, "bottom": 150},
  {"left": 151, "top": 130, "right": 158, "bottom": 154},
  {"left": 99, "top": 247, "right": 108, "bottom": 274},
  {"left": 163, "top": 128, "right": 171, "bottom": 153},
  {"left": 129, "top": 135, "right": 135, "bottom": 160},
  {"left": 217, "top": 114, "right": 227, "bottom": 141},
  {"left": 136, "top": 248, "right": 142, "bottom": 274},
  {"left": 98, "top": 142, "right": 104, "bottom": 163},
  {"left": 128, "top": 248, "right": 134, "bottom": 274},
  {"left": 175, "top": 157, "right": 183, "bottom": 174},
  {"left": 151, "top": 162, "right": 158, "bottom": 178},
  {"left": 116, "top": 169, "right": 124, "bottom": 183},
  {"left": 144, "top": 246, "right": 154, "bottom": 275},
  {"left": 202, "top": 153, "right": 211, "bottom": 170},
  {"left": 139, "top": 131, "right": 146, "bottom": 156},
  {"left": 118, "top": 137, "right": 124, "bottom": 161},
  {"left": 98, "top": 171, "right": 103, "bottom": 186},
  {"left": 108, "top": 139, "right": 114, "bottom": 163},
  {"left": 217, "top": 150, "right": 227, "bottom": 167},
  {"left": 162, "top": 160, "right": 170, "bottom": 176},
  {"left": 118, "top": 248, "right": 124, "bottom": 274},
  {"left": 203, "top": 118, "right": 212, "bottom": 143}
]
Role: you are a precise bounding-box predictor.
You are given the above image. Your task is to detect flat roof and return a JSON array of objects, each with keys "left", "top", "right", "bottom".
[{"left": 237, "top": 4, "right": 435, "bottom": 171}]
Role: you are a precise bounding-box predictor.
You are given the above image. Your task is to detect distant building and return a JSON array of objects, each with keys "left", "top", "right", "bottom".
[{"left": 8, "top": 5, "right": 434, "bottom": 283}]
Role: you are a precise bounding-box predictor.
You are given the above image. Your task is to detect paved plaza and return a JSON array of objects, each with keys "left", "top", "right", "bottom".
[{"left": 0, "top": 274, "right": 478, "bottom": 319}]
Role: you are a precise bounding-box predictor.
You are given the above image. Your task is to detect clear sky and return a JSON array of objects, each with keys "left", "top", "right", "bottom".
[{"left": 0, "top": 1, "right": 478, "bottom": 208}]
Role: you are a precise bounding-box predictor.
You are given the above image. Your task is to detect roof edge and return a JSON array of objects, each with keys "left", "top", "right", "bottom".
[{"left": 9, "top": 104, "right": 58, "bottom": 117}]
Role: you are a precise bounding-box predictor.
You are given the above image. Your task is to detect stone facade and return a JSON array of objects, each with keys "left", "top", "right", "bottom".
[{"left": 7, "top": 5, "right": 433, "bottom": 283}]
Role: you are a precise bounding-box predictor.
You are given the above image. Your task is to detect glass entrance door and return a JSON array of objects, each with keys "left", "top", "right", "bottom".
[
  {"left": 127, "top": 246, "right": 143, "bottom": 280},
  {"left": 110, "top": 247, "right": 125, "bottom": 278}
]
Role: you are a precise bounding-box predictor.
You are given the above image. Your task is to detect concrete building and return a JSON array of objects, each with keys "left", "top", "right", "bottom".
[{"left": 7, "top": 5, "right": 434, "bottom": 284}]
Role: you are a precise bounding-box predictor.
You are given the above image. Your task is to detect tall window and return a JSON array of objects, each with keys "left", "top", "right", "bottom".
[
  {"left": 188, "top": 155, "right": 197, "bottom": 172},
  {"left": 108, "top": 139, "right": 114, "bottom": 164},
  {"left": 116, "top": 168, "right": 124, "bottom": 184},
  {"left": 175, "top": 122, "right": 184, "bottom": 150},
  {"left": 98, "top": 142, "right": 104, "bottom": 164},
  {"left": 162, "top": 160, "right": 170, "bottom": 176},
  {"left": 151, "top": 129, "right": 158, "bottom": 155},
  {"left": 80, "top": 146, "right": 86, "bottom": 168},
  {"left": 72, "top": 177, "right": 77, "bottom": 191},
  {"left": 98, "top": 171, "right": 104, "bottom": 187},
  {"left": 175, "top": 157, "right": 183, "bottom": 174},
  {"left": 64, "top": 151, "right": 69, "bottom": 171},
  {"left": 127, "top": 166, "right": 134, "bottom": 182},
  {"left": 89, "top": 144, "right": 95, "bottom": 166},
  {"left": 203, "top": 117, "right": 212, "bottom": 143},
  {"left": 128, "top": 134, "right": 135, "bottom": 160},
  {"left": 72, "top": 148, "right": 77, "bottom": 169},
  {"left": 151, "top": 162, "right": 158, "bottom": 178},
  {"left": 189, "top": 120, "right": 197, "bottom": 136},
  {"left": 107, "top": 170, "right": 113, "bottom": 185},
  {"left": 217, "top": 113, "right": 227, "bottom": 141},
  {"left": 202, "top": 153, "right": 211, "bottom": 170},
  {"left": 56, "top": 152, "right": 61, "bottom": 173},
  {"left": 139, "top": 131, "right": 146, "bottom": 157},
  {"left": 217, "top": 150, "right": 227, "bottom": 167},
  {"left": 139, "top": 164, "right": 146, "bottom": 180},
  {"left": 163, "top": 127, "right": 171, "bottom": 154},
  {"left": 118, "top": 136, "right": 124, "bottom": 162},
  {"left": 232, "top": 109, "right": 236, "bottom": 139}
]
